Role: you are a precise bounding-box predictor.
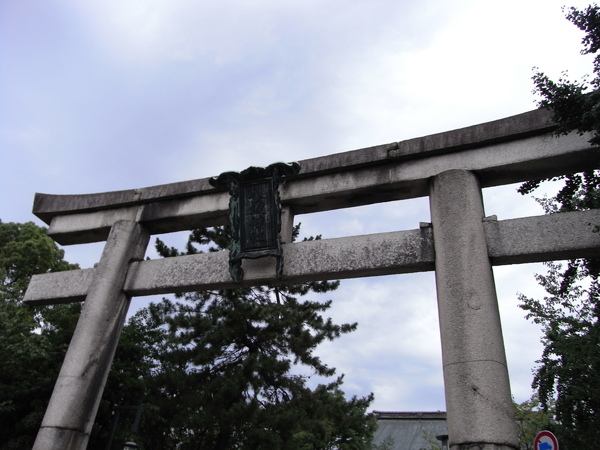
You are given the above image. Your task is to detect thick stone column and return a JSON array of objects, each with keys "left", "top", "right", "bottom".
[
  {"left": 33, "top": 221, "right": 150, "bottom": 450},
  {"left": 429, "top": 170, "right": 518, "bottom": 450}
]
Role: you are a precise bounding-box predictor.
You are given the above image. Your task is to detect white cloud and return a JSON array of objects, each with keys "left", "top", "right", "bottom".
[
  {"left": 310, "top": 274, "right": 444, "bottom": 410},
  {"left": 1, "top": 0, "right": 593, "bottom": 415}
]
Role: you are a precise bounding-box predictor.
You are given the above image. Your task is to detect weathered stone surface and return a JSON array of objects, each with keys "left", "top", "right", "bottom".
[
  {"left": 33, "top": 110, "right": 595, "bottom": 245},
  {"left": 125, "top": 228, "right": 436, "bottom": 295},
  {"left": 32, "top": 178, "right": 215, "bottom": 224},
  {"left": 23, "top": 209, "right": 600, "bottom": 305},
  {"left": 46, "top": 193, "right": 230, "bottom": 245},
  {"left": 30, "top": 427, "right": 89, "bottom": 450},
  {"left": 33, "top": 109, "right": 554, "bottom": 221},
  {"left": 25, "top": 228, "right": 435, "bottom": 303},
  {"left": 33, "top": 221, "right": 150, "bottom": 450},
  {"left": 24, "top": 108, "right": 599, "bottom": 450},
  {"left": 24, "top": 268, "right": 93, "bottom": 305},
  {"left": 485, "top": 208, "right": 600, "bottom": 264},
  {"left": 443, "top": 361, "right": 520, "bottom": 449},
  {"left": 429, "top": 170, "right": 518, "bottom": 449}
]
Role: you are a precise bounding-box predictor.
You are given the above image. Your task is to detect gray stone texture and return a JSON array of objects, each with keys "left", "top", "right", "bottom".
[
  {"left": 23, "top": 108, "right": 600, "bottom": 450},
  {"left": 23, "top": 209, "right": 600, "bottom": 305},
  {"left": 485, "top": 208, "right": 600, "bottom": 264},
  {"left": 32, "top": 221, "right": 150, "bottom": 450},
  {"left": 31, "top": 109, "right": 596, "bottom": 245},
  {"left": 430, "top": 170, "right": 518, "bottom": 449},
  {"left": 32, "top": 109, "right": 555, "bottom": 223}
]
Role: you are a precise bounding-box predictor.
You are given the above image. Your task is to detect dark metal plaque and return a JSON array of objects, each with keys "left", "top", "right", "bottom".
[
  {"left": 240, "top": 179, "right": 277, "bottom": 252},
  {"left": 210, "top": 162, "right": 300, "bottom": 282}
]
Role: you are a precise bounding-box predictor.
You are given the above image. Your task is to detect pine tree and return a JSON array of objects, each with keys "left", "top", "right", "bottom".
[{"left": 138, "top": 225, "right": 376, "bottom": 449}]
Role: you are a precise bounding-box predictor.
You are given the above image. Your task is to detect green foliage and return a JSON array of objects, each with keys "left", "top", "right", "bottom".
[
  {"left": 513, "top": 396, "right": 556, "bottom": 450},
  {"left": 133, "top": 225, "right": 376, "bottom": 449},
  {"left": 518, "top": 262, "right": 600, "bottom": 448},
  {"left": 519, "top": 6, "right": 600, "bottom": 447},
  {"left": 87, "top": 307, "right": 171, "bottom": 450},
  {"left": 0, "top": 219, "right": 154, "bottom": 449},
  {"left": 525, "top": 3, "right": 600, "bottom": 222},
  {"left": 524, "top": 8, "right": 600, "bottom": 214},
  {"left": 0, "top": 220, "right": 80, "bottom": 449},
  {"left": 0, "top": 219, "right": 375, "bottom": 448},
  {"left": 531, "top": 4, "right": 600, "bottom": 147},
  {"left": 0, "top": 300, "right": 49, "bottom": 449},
  {"left": 0, "top": 220, "right": 77, "bottom": 303}
]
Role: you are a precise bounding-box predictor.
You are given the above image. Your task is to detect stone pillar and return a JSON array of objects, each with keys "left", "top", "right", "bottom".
[
  {"left": 429, "top": 170, "right": 518, "bottom": 450},
  {"left": 33, "top": 221, "right": 150, "bottom": 450},
  {"left": 280, "top": 206, "right": 294, "bottom": 244}
]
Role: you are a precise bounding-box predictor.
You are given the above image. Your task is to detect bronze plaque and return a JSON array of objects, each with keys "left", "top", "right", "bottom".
[
  {"left": 240, "top": 179, "right": 277, "bottom": 252},
  {"left": 210, "top": 162, "right": 300, "bottom": 282}
]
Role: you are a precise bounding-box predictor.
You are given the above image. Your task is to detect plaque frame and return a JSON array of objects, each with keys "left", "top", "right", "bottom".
[{"left": 210, "top": 162, "right": 301, "bottom": 282}]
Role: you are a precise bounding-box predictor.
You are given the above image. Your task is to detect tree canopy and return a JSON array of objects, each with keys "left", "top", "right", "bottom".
[
  {"left": 0, "top": 220, "right": 80, "bottom": 449},
  {"left": 518, "top": 4, "right": 600, "bottom": 448},
  {"left": 0, "top": 220, "right": 77, "bottom": 302},
  {"left": 513, "top": 396, "right": 555, "bottom": 450},
  {"left": 134, "top": 225, "right": 377, "bottom": 449},
  {"left": 0, "top": 220, "right": 376, "bottom": 449}
]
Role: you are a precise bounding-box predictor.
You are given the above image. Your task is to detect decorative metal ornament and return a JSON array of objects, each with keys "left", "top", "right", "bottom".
[{"left": 210, "top": 162, "right": 301, "bottom": 282}]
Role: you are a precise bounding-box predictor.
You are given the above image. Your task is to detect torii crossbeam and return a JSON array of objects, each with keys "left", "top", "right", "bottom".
[{"left": 25, "top": 108, "right": 600, "bottom": 450}]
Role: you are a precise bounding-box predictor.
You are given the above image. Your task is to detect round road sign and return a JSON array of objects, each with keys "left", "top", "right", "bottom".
[{"left": 533, "top": 430, "right": 559, "bottom": 450}]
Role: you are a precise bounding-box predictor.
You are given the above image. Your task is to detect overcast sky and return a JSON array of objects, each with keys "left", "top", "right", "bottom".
[{"left": 1, "top": 0, "right": 595, "bottom": 413}]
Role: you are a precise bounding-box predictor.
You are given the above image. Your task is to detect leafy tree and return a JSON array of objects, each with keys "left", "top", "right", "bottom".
[
  {"left": 517, "top": 4, "right": 600, "bottom": 448},
  {"left": 513, "top": 396, "right": 555, "bottom": 450},
  {"left": 0, "top": 220, "right": 77, "bottom": 302},
  {"left": 135, "top": 225, "right": 377, "bottom": 449},
  {"left": 88, "top": 307, "right": 170, "bottom": 450},
  {"left": 0, "top": 220, "right": 375, "bottom": 448},
  {"left": 518, "top": 262, "right": 600, "bottom": 448},
  {"left": 0, "top": 220, "right": 164, "bottom": 449},
  {"left": 524, "top": 3, "right": 600, "bottom": 214},
  {"left": 0, "top": 220, "right": 79, "bottom": 449}
]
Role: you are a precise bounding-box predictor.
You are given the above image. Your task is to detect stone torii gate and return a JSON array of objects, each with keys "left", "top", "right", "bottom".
[{"left": 24, "top": 108, "right": 600, "bottom": 450}]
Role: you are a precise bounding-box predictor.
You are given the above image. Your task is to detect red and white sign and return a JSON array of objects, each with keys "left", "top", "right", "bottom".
[{"left": 533, "top": 430, "right": 559, "bottom": 450}]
